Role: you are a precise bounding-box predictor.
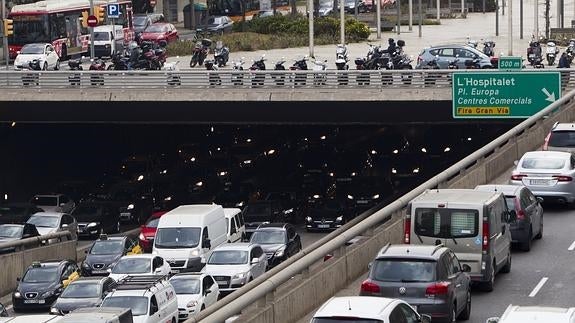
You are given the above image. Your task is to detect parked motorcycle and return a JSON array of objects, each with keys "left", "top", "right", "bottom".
[
  {"left": 546, "top": 41, "right": 559, "bottom": 66},
  {"left": 214, "top": 41, "right": 230, "bottom": 67},
  {"left": 272, "top": 57, "right": 287, "bottom": 86},
  {"left": 190, "top": 38, "right": 211, "bottom": 67},
  {"left": 163, "top": 58, "right": 181, "bottom": 86},
  {"left": 21, "top": 59, "right": 42, "bottom": 86},
  {"left": 335, "top": 44, "right": 349, "bottom": 70},
  {"left": 107, "top": 52, "right": 130, "bottom": 70},
  {"left": 205, "top": 59, "right": 221, "bottom": 86},
  {"left": 249, "top": 54, "right": 266, "bottom": 87},
  {"left": 231, "top": 57, "right": 246, "bottom": 86},
  {"left": 527, "top": 37, "right": 544, "bottom": 68},
  {"left": 311, "top": 58, "right": 328, "bottom": 86},
  {"left": 483, "top": 40, "right": 496, "bottom": 57},
  {"left": 68, "top": 57, "right": 83, "bottom": 86},
  {"left": 290, "top": 55, "right": 309, "bottom": 86},
  {"left": 466, "top": 36, "right": 478, "bottom": 48},
  {"left": 89, "top": 58, "right": 106, "bottom": 86},
  {"left": 421, "top": 55, "right": 440, "bottom": 85}
]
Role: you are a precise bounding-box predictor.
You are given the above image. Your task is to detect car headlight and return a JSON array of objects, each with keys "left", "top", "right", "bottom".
[
  {"left": 50, "top": 307, "right": 61, "bottom": 315},
  {"left": 235, "top": 201, "right": 244, "bottom": 207},
  {"left": 139, "top": 233, "right": 145, "bottom": 240},
  {"left": 232, "top": 272, "right": 246, "bottom": 279},
  {"left": 347, "top": 194, "right": 354, "bottom": 200},
  {"left": 187, "top": 300, "right": 198, "bottom": 308},
  {"left": 127, "top": 204, "right": 135, "bottom": 210},
  {"left": 305, "top": 216, "right": 312, "bottom": 222},
  {"left": 190, "top": 249, "right": 200, "bottom": 257},
  {"left": 41, "top": 290, "right": 53, "bottom": 298},
  {"left": 87, "top": 222, "right": 98, "bottom": 227},
  {"left": 13, "top": 291, "right": 21, "bottom": 298},
  {"left": 283, "top": 208, "right": 293, "bottom": 215},
  {"left": 336, "top": 216, "right": 344, "bottom": 222},
  {"left": 218, "top": 171, "right": 227, "bottom": 176},
  {"left": 372, "top": 194, "right": 380, "bottom": 199},
  {"left": 274, "top": 246, "right": 286, "bottom": 257}
]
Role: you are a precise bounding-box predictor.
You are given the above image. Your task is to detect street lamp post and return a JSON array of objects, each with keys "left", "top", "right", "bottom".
[
  {"left": 507, "top": 0, "right": 512, "bottom": 55},
  {"left": 308, "top": 0, "right": 314, "bottom": 57}
]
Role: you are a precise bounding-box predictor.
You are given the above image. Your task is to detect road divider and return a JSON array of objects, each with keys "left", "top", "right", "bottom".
[{"left": 568, "top": 241, "right": 575, "bottom": 251}]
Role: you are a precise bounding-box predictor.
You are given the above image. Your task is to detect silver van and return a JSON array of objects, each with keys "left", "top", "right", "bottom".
[
  {"left": 405, "top": 189, "right": 515, "bottom": 291},
  {"left": 53, "top": 307, "right": 133, "bottom": 323}
]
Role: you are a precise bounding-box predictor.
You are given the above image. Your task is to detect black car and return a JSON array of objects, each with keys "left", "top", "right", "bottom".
[
  {"left": 0, "top": 202, "right": 45, "bottom": 224},
  {"left": 337, "top": 175, "right": 392, "bottom": 213},
  {"left": 0, "top": 223, "right": 41, "bottom": 253},
  {"left": 81, "top": 235, "right": 142, "bottom": 276},
  {"left": 304, "top": 198, "right": 347, "bottom": 232},
  {"left": 107, "top": 181, "right": 155, "bottom": 224},
  {"left": 12, "top": 259, "right": 79, "bottom": 312},
  {"left": 49, "top": 276, "right": 117, "bottom": 315},
  {"left": 242, "top": 200, "right": 294, "bottom": 239},
  {"left": 72, "top": 202, "right": 121, "bottom": 238},
  {"left": 249, "top": 223, "right": 302, "bottom": 269}
]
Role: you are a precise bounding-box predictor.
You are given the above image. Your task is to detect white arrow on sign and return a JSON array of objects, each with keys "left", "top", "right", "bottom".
[{"left": 542, "top": 88, "right": 556, "bottom": 102}]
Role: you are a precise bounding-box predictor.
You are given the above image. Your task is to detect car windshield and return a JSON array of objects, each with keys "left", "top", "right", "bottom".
[
  {"left": 145, "top": 217, "right": 160, "bottom": 228},
  {"left": 145, "top": 24, "right": 168, "bottom": 33},
  {"left": 311, "top": 319, "right": 383, "bottom": 323},
  {"left": 414, "top": 208, "right": 478, "bottom": 239},
  {"left": 72, "top": 205, "right": 101, "bottom": 221},
  {"left": 549, "top": 131, "right": 575, "bottom": 147},
  {"left": 102, "top": 296, "right": 148, "bottom": 316},
  {"left": 111, "top": 258, "right": 150, "bottom": 274},
  {"left": 208, "top": 250, "right": 248, "bottom": 265},
  {"left": 133, "top": 16, "right": 148, "bottom": 26},
  {"left": 250, "top": 230, "right": 286, "bottom": 244},
  {"left": 169, "top": 277, "right": 200, "bottom": 294},
  {"left": 243, "top": 204, "right": 271, "bottom": 218},
  {"left": 20, "top": 44, "right": 44, "bottom": 54},
  {"left": 90, "top": 240, "right": 124, "bottom": 255},
  {"left": 154, "top": 227, "right": 201, "bottom": 248},
  {"left": 93, "top": 32, "right": 110, "bottom": 41},
  {"left": 23, "top": 266, "right": 59, "bottom": 283},
  {"left": 0, "top": 225, "right": 23, "bottom": 238},
  {"left": 373, "top": 258, "right": 435, "bottom": 282},
  {"left": 521, "top": 157, "right": 566, "bottom": 169},
  {"left": 60, "top": 282, "right": 100, "bottom": 298},
  {"left": 27, "top": 216, "right": 59, "bottom": 228},
  {"left": 32, "top": 196, "right": 57, "bottom": 206}
]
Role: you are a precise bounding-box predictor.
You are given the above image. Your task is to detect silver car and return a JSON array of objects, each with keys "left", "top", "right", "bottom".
[
  {"left": 543, "top": 122, "right": 575, "bottom": 153},
  {"left": 510, "top": 151, "right": 575, "bottom": 205},
  {"left": 26, "top": 212, "right": 78, "bottom": 240},
  {"left": 416, "top": 44, "right": 495, "bottom": 69}
]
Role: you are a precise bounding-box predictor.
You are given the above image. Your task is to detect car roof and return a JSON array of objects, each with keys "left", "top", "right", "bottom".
[
  {"left": 552, "top": 123, "right": 575, "bottom": 131},
  {"left": 119, "top": 254, "right": 154, "bottom": 260},
  {"left": 214, "top": 242, "right": 258, "bottom": 251},
  {"left": 34, "top": 193, "right": 63, "bottom": 197},
  {"left": 475, "top": 184, "right": 524, "bottom": 196},
  {"left": 31, "top": 211, "right": 64, "bottom": 217},
  {"left": 376, "top": 244, "right": 446, "bottom": 260},
  {"left": 313, "top": 296, "right": 399, "bottom": 319},
  {"left": 29, "top": 260, "right": 69, "bottom": 268},
  {"left": 500, "top": 306, "right": 575, "bottom": 322},
  {"left": 413, "top": 189, "right": 500, "bottom": 204},
  {"left": 170, "top": 272, "right": 206, "bottom": 279},
  {"left": 521, "top": 150, "right": 572, "bottom": 159},
  {"left": 96, "top": 236, "right": 125, "bottom": 242},
  {"left": 257, "top": 222, "right": 288, "bottom": 229},
  {"left": 72, "top": 276, "right": 109, "bottom": 283}
]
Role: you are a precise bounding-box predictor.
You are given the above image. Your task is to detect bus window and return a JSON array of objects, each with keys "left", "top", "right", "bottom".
[
  {"left": 50, "top": 13, "right": 67, "bottom": 40},
  {"left": 10, "top": 15, "right": 50, "bottom": 45}
]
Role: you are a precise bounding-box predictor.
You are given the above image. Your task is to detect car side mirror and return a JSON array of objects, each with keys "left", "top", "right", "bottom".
[
  {"left": 16, "top": 277, "right": 21, "bottom": 282},
  {"left": 368, "top": 262, "right": 372, "bottom": 269},
  {"left": 462, "top": 264, "right": 471, "bottom": 272},
  {"left": 537, "top": 197, "right": 544, "bottom": 203},
  {"left": 513, "top": 160, "right": 519, "bottom": 166},
  {"left": 486, "top": 318, "right": 500, "bottom": 323},
  {"left": 251, "top": 258, "right": 259, "bottom": 264},
  {"left": 61, "top": 224, "right": 69, "bottom": 228},
  {"left": 205, "top": 289, "right": 212, "bottom": 295},
  {"left": 154, "top": 268, "right": 163, "bottom": 274},
  {"left": 420, "top": 314, "right": 432, "bottom": 323},
  {"left": 203, "top": 239, "right": 211, "bottom": 249}
]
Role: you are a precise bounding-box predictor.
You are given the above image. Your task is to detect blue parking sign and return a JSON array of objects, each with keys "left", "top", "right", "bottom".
[{"left": 107, "top": 4, "right": 120, "bottom": 18}]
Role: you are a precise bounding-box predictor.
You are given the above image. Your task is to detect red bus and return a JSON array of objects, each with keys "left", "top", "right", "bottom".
[{"left": 8, "top": 0, "right": 135, "bottom": 59}]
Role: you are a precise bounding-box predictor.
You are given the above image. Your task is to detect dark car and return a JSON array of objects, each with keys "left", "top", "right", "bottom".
[
  {"left": 242, "top": 200, "right": 294, "bottom": 238},
  {"left": 72, "top": 202, "right": 121, "bottom": 238},
  {"left": 0, "top": 223, "right": 41, "bottom": 253},
  {"left": 0, "top": 202, "right": 45, "bottom": 224},
  {"left": 81, "top": 235, "right": 142, "bottom": 276},
  {"left": 107, "top": 181, "right": 155, "bottom": 224},
  {"left": 12, "top": 259, "right": 80, "bottom": 312},
  {"left": 198, "top": 15, "right": 234, "bottom": 35},
  {"left": 249, "top": 223, "right": 302, "bottom": 269},
  {"left": 304, "top": 198, "right": 346, "bottom": 232},
  {"left": 475, "top": 184, "right": 544, "bottom": 251},
  {"left": 49, "top": 276, "right": 117, "bottom": 315},
  {"left": 338, "top": 175, "right": 391, "bottom": 213},
  {"left": 360, "top": 244, "right": 471, "bottom": 323}
]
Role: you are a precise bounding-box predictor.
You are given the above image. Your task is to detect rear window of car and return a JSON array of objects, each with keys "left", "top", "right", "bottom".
[
  {"left": 414, "top": 208, "right": 478, "bottom": 238},
  {"left": 372, "top": 258, "right": 435, "bottom": 282},
  {"left": 549, "top": 130, "right": 575, "bottom": 147},
  {"left": 428, "top": 49, "right": 439, "bottom": 55},
  {"left": 505, "top": 197, "right": 517, "bottom": 211},
  {"left": 521, "top": 157, "right": 565, "bottom": 169}
]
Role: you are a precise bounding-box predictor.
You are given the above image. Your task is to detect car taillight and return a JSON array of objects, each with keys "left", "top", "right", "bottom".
[
  {"left": 553, "top": 175, "right": 573, "bottom": 182},
  {"left": 482, "top": 220, "right": 489, "bottom": 251},
  {"left": 511, "top": 174, "right": 526, "bottom": 180},
  {"left": 425, "top": 282, "right": 450, "bottom": 297},
  {"left": 543, "top": 132, "right": 551, "bottom": 150},
  {"left": 404, "top": 218, "right": 411, "bottom": 244},
  {"left": 360, "top": 280, "right": 380, "bottom": 294},
  {"left": 513, "top": 198, "right": 525, "bottom": 220}
]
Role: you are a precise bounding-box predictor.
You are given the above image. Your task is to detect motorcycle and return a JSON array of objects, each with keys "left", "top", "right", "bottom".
[
  {"left": 527, "top": 38, "right": 544, "bottom": 68},
  {"left": 249, "top": 54, "right": 266, "bottom": 87},
  {"left": 107, "top": 52, "right": 131, "bottom": 70},
  {"left": 231, "top": 57, "right": 246, "bottom": 86},
  {"left": 163, "top": 58, "right": 181, "bottom": 86},
  {"left": 290, "top": 55, "right": 309, "bottom": 86},
  {"left": 89, "top": 58, "right": 106, "bottom": 86},
  {"left": 272, "top": 57, "right": 287, "bottom": 86},
  {"left": 140, "top": 41, "right": 162, "bottom": 70},
  {"left": 483, "top": 40, "right": 496, "bottom": 57},
  {"left": 190, "top": 38, "right": 211, "bottom": 67},
  {"left": 335, "top": 44, "right": 349, "bottom": 70},
  {"left": 22, "top": 59, "right": 42, "bottom": 86},
  {"left": 421, "top": 55, "right": 440, "bottom": 85},
  {"left": 546, "top": 41, "right": 559, "bottom": 66},
  {"left": 466, "top": 36, "right": 478, "bottom": 48},
  {"left": 205, "top": 59, "right": 221, "bottom": 86},
  {"left": 311, "top": 58, "right": 328, "bottom": 86},
  {"left": 214, "top": 41, "right": 230, "bottom": 67},
  {"left": 67, "top": 57, "right": 83, "bottom": 86}
]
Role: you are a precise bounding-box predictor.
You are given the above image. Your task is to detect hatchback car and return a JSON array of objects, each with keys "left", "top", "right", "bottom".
[
  {"left": 543, "top": 122, "right": 575, "bottom": 153},
  {"left": 81, "top": 235, "right": 142, "bottom": 276},
  {"left": 486, "top": 306, "right": 575, "bottom": 323},
  {"left": 26, "top": 212, "right": 78, "bottom": 240},
  {"left": 416, "top": 44, "right": 494, "bottom": 69},
  {"left": 198, "top": 16, "right": 234, "bottom": 34},
  {"left": 249, "top": 223, "right": 302, "bottom": 269},
  {"left": 72, "top": 202, "right": 121, "bottom": 238},
  {"left": 360, "top": 244, "right": 471, "bottom": 323},
  {"left": 475, "top": 185, "right": 543, "bottom": 251},
  {"left": 169, "top": 272, "right": 220, "bottom": 320},
  {"left": 510, "top": 151, "right": 575, "bottom": 206},
  {"left": 141, "top": 23, "right": 179, "bottom": 44},
  {"left": 108, "top": 254, "right": 171, "bottom": 282},
  {"left": 49, "top": 276, "right": 117, "bottom": 315},
  {"left": 13, "top": 43, "right": 60, "bottom": 71},
  {"left": 311, "top": 296, "right": 431, "bottom": 323}
]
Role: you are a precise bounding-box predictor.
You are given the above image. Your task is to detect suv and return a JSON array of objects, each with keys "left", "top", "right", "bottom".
[
  {"left": 543, "top": 122, "right": 575, "bottom": 152},
  {"left": 12, "top": 260, "right": 80, "bottom": 312},
  {"left": 204, "top": 243, "right": 267, "bottom": 293},
  {"left": 249, "top": 223, "right": 302, "bottom": 269},
  {"left": 81, "top": 234, "right": 142, "bottom": 276},
  {"left": 475, "top": 185, "right": 543, "bottom": 251},
  {"left": 416, "top": 44, "right": 494, "bottom": 69},
  {"left": 360, "top": 244, "right": 471, "bottom": 323}
]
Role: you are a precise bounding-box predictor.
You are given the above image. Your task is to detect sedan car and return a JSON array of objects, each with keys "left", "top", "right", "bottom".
[
  {"left": 198, "top": 16, "right": 234, "bottom": 35},
  {"left": 169, "top": 273, "right": 219, "bottom": 321},
  {"left": 141, "top": 23, "right": 179, "bottom": 44},
  {"left": 13, "top": 43, "right": 60, "bottom": 71},
  {"left": 416, "top": 44, "right": 495, "bottom": 69},
  {"left": 26, "top": 212, "right": 78, "bottom": 240},
  {"left": 72, "top": 202, "right": 121, "bottom": 238},
  {"left": 81, "top": 235, "right": 142, "bottom": 276},
  {"left": 0, "top": 203, "right": 45, "bottom": 224},
  {"left": 249, "top": 223, "right": 301, "bottom": 269},
  {"left": 476, "top": 184, "right": 543, "bottom": 251},
  {"left": 49, "top": 276, "right": 117, "bottom": 315},
  {"left": 510, "top": 151, "right": 575, "bottom": 206},
  {"left": 108, "top": 254, "right": 171, "bottom": 282},
  {"left": 304, "top": 198, "right": 346, "bottom": 231},
  {"left": 486, "top": 306, "right": 575, "bottom": 323},
  {"left": 0, "top": 223, "right": 41, "bottom": 253}
]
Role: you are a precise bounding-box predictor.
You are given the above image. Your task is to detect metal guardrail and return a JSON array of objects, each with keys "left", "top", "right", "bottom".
[
  {"left": 188, "top": 89, "right": 575, "bottom": 322},
  {"left": 0, "top": 231, "right": 74, "bottom": 252},
  {"left": 1, "top": 69, "right": 575, "bottom": 90}
]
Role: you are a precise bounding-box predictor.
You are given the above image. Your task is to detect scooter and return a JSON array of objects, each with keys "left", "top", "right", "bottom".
[
  {"left": 190, "top": 38, "right": 211, "bottom": 67},
  {"left": 290, "top": 55, "right": 309, "bottom": 86},
  {"left": 205, "top": 59, "right": 221, "bottom": 86},
  {"left": 89, "top": 58, "right": 106, "bottom": 86},
  {"left": 335, "top": 44, "right": 349, "bottom": 70},
  {"left": 272, "top": 57, "right": 287, "bottom": 86},
  {"left": 546, "top": 41, "right": 559, "bottom": 66},
  {"left": 249, "top": 54, "right": 266, "bottom": 87},
  {"left": 527, "top": 38, "right": 544, "bottom": 68},
  {"left": 68, "top": 57, "right": 83, "bottom": 86},
  {"left": 482, "top": 40, "right": 496, "bottom": 57},
  {"left": 214, "top": 41, "right": 230, "bottom": 67},
  {"left": 232, "top": 57, "right": 246, "bottom": 86},
  {"left": 311, "top": 58, "right": 328, "bottom": 86}
]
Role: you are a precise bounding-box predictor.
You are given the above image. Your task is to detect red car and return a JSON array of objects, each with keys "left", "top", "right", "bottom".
[
  {"left": 141, "top": 23, "right": 179, "bottom": 44},
  {"left": 138, "top": 210, "right": 167, "bottom": 252}
]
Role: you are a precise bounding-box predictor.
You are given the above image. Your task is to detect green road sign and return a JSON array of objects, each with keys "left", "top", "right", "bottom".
[
  {"left": 498, "top": 56, "right": 523, "bottom": 70},
  {"left": 452, "top": 71, "right": 561, "bottom": 118}
]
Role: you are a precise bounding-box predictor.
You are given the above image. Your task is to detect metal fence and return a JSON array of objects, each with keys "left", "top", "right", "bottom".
[{"left": 1, "top": 69, "right": 575, "bottom": 90}]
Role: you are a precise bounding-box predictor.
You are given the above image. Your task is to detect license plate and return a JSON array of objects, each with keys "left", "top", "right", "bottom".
[
  {"left": 120, "top": 212, "right": 131, "bottom": 217},
  {"left": 530, "top": 179, "right": 551, "bottom": 185},
  {"left": 92, "top": 270, "right": 108, "bottom": 274},
  {"left": 318, "top": 224, "right": 330, "bottom": 229},
  {"left": 357, "top": 200, "right": 369, "bottom": 204},
  {"left": 24, "top": 299, "right": 44, "bottom": 304}
]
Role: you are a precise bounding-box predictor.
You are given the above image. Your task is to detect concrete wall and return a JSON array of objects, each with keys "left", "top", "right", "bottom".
[{"left": 0, "top": 240, "right": 77, "bottom": 297}]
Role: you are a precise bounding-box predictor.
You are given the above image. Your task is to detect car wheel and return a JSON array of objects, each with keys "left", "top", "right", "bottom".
[
  {"left": 54, "top": 59, "right": 60, "bottom": 70},
  {"left": 501, "top": 252, "right": 511, "bottom": 273},
  {"left": 481, "top": 264, "right": 495, "bottom": 292},
  {"left": 457, "top": 290, "right": 471, "bottom": 320},
  {"left": 520, "top": 228, "right": 532, "bottom": 252},
  {"left": 534, "top": 217, "right": 543, "bottom": 239},
  {"left": 449, "top": 303, "right": 457, "bottom": 323}
]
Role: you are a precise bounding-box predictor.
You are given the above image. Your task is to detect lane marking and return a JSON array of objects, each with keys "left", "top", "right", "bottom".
[
  {"left": 568, "top": 241, "right": 575, "bottom": 251},
  {"left": 529, "top": 277, "right": 549, "bottom": 297}
]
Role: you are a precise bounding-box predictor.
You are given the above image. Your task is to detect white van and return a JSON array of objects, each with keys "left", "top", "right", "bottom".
[
  {"left": 101, "top": 276, "right": 178, "bottom": 323},
  {"left": 0, "top": 316, "right": 60, "bottom": 323},
  {"left": 53, "top": 307, "right": 133, "bottom": 323},
  {"left": 92, "top": 25, "right": 125, "bottom": 58},
  {"left": 405, "top": 189, "right": 514, "bottom": 291},
  {"left": 224, "top": 208, "right": 246, "bottom": 242},
  {"left": 153, "top": 204, "right": 227, "bottom": 273}
]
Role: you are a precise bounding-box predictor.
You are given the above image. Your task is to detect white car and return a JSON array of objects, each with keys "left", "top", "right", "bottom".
[
  {"left": 26, "top": 212, "right": 78, "bottom": 240},
  {"left": 169, "top": 273, "right": 219, "bottom": 321},
  {"left": 108, "top": 254, "right": 171, "bottom": 282},
  {"left": 311, "top": 296, "right": 431, "bottom": 323},
  {"left": 486, "top": 305, "right": 575, "bottom": 323},
  {"left": 203, "top": 243, "right": 267, "bottom": 293},
  {"left": 13, "top": 43, "right": 60, "bottom": 71}
]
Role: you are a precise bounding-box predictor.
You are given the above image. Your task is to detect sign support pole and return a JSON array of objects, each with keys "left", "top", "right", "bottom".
[
  {"left": 89, "top": 0, "right": 95, "bottom": 60},
  {"left": 2, "top": 0, "right": 8, "bottom": 69},
  {"left": 308, "top": 0, "right": 314, "bottom": 57}
]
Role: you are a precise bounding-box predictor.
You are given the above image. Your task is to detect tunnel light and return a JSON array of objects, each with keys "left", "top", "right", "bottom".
[
  {"left": 210, "top": 126, "right": 214, "bottom": 132},
  {"left": 122, "top": 165, "right": 126, "bottom": 169},
  {"left": 444, "top": 147, "right": 451, "bottom": 152},
  {"left": 246, "top": 138, "right": 252, "bottom": 143},
  {"left": 178, "top": 149, "right": 182, "bottom": 153},
  {"left": 421, "top": 148, "right": 427, "bottom": 153},
  {"left": 10, "top": 122, "right": 16, "bottom": 127},
  {"left": 219, "top": 171, "right": 228, "bottom": 176},
  {"left": 347, "top": 194, "right": 354, "bottom": 200},
  {"left": 313, "top": 194, "right": 320, "bottom": 199},
  {"left": 393, "top": 149, "right": 399, "bottom": 154},
  {"left": 243, "top": 160, "right": 252, "bottom": 164},
  {"left": 164, "top": 196, "right": 172, "bottom": 201},
  {"left": 196, "top": 181, "right": 203, "bottom": 187},
  {"left": 329, "top": 172, "right": 334, "bottom": 177},
  {"left": 373, "top": 194, "right": 380, "bottom": 199},
  {"left": 190, "top": 157, "right": 196, "bottom": 162},
  {"left": 217, "top": 147, "right": 221, "bottom": 151},
  {"left": 137, "top": 175, "right": 144, "bottom": 181},
  {"left": 392, "top": 168, "right": 397, "bottom": 174},
  {"left": 467, "top": 137, "right": 472, "bottom": 141},
  {"left": 320, "top": 135, "right": 327, "bottom": 140},
  {"left": 351, "top": 172, "right": 357, "bottom": 176},
  {"left": 371, "top": 150, "right": 377, "bottom": 155},
  {"left": 413, "top": 168, "right": 420, "bottom": 174},
  {"left": 3, "top": 194, "right": 7, "bottom": 200},
  {"left": 160, "top": 169, "right": 167, "bottom": 174},
  {"left": 304, "top": 137, "right": 309, "bottom": 141},
  {"left": 267, "top": 149, "right": 275, "bottom": 155}
]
